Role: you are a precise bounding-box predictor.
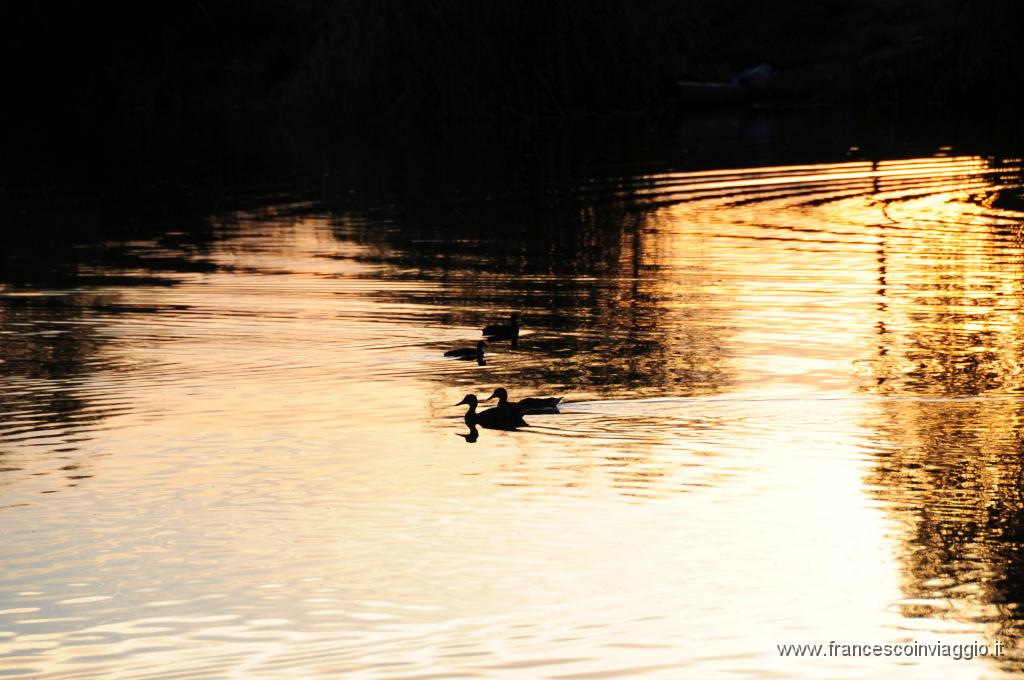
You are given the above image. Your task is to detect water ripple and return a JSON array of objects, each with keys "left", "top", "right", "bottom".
[{"left": 3, "top": 150, "right": 1023, "bottom": 678}]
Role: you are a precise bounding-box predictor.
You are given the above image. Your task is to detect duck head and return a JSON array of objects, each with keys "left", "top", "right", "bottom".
[
  {"left": 476, "top": 340, "right": 488, "bottom": 353},
  {"left": 485, "top": 387, "right": 509, "bottom": 404},
  {"left": 455, "top": 394, "right": 478, "bottom": 408}
]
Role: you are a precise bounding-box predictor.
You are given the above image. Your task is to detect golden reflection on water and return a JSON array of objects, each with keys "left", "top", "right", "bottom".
[{"left": 1, "top": 152, "right": 1024, "bottom": 677}]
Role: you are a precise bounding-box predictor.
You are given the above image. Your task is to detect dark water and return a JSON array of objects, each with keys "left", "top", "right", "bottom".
[{"left": 3, "top": 113, "right": 1024, "bottom": 678}]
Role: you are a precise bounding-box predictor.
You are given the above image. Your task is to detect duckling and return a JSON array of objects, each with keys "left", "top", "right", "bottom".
[
  {"left": 486, "top": 387, "right": 563, "bottom": 413},
  {"left": 444, "top": 340, "right": 487, "bottom": 360},
  {"left": 482, "top": 313, "right": 519, "bottom": 341},
  {"left": 454, "top": 394, "right": 527, "bottom": 430}
]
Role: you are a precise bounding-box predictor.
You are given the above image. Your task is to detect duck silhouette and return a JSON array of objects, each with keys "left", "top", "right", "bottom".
[
  {"left": 482, "top": 313, "right": 519, "bottom": 341},
  {"left": 486, "top": 387, "right": 563, "bottom": 413},
  {"left": 444, "top": 340, "right": 487, "bottom": 361},
  {"left": 455, "top": 394, "right": 527, "bottom": 430}
]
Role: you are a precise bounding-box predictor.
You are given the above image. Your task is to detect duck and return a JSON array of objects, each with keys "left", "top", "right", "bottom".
[
  {"left": 486, "top": 387, "right": 563, "bottom": 413},
  {"left": 454, "top": 394, "right": 527, "bottom": 430},
  {"left": 444, "top": 340, "right": 487, "bottom": 360},
  {"left": 482, "top": 313, "right": 519, "bottom": 341}
]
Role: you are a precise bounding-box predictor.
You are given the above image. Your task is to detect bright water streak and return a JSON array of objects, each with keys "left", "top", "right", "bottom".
[{"left": 2, "top": 152, "right": 1024, "bottom": 678}]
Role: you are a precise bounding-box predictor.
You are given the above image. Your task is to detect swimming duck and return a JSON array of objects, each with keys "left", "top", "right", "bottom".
[
  {"left": 486, "top": 387, "right": 563, "bottom": 413},
  {"left": 482, "top": 313, "right": 519, "bottom": 341},
  {"left": 454, "top": 394, "right": 527, "bottom": 430},
  {"left": 444, "top": 340, "right": 487, "bottom": 360}
]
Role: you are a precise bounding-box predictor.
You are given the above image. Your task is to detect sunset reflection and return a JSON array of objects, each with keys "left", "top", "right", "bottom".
[{"left": 3, "top": 149, "right": 1024, "bottom": 678}]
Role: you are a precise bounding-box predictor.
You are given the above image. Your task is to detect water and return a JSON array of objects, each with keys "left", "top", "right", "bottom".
[{"left": 3, "top": 117, "right": 1024, "bottom": 678}]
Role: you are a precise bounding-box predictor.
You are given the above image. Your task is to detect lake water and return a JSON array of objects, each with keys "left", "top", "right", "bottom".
[{"left": 3, "top": 115, "right": 1024, "bottom": 678}]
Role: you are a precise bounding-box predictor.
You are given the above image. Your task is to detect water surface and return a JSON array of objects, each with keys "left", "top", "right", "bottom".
[{"left": 3, "top": 118, "right": 1024, "bottom": 678}]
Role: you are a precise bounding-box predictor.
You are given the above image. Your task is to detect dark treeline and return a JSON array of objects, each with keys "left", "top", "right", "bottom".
[{"left": 5, "top": 0, "right": 1022, "bottom": 132}]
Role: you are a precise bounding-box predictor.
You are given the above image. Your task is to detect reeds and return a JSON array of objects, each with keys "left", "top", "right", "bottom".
[
  {"left": 4, "top": 0, "right": 1020, "bottom": 124},
  {"left": 286, "top": 0, "right": 706, "bottom": 118}
]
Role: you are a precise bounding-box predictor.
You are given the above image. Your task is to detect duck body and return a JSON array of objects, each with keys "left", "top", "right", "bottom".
[
  {"left": 486, "top": 387, "right": 562, "bottom": 413},
  {"left": 482, "top": 313, "right": 519, "bottom": 341},
  {"left": 455, "top": 394, "right": 528, "bottom": 430},
  {"left": 444, "top": 340, "right": 487, "bottom": 360},
  {"left": 516, "top": 396, "right": 563, "bottom": 411}
]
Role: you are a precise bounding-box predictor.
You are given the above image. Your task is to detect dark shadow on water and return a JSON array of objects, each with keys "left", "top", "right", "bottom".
[
  {"left": 0, "top": 147, "right": 311, "bottom": 483},
  {"left": 865, "top": 401, "right": 1024, "bottom": 672},
  {"left": 857, "top": 155, "right": 1024, "bottom": 672},
  {"left": 456, "top": 423, "right": 481, "bottom": 443}
]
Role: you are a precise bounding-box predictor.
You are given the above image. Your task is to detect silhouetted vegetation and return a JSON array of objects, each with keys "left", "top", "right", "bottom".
[
  {"left": 284, "top": 0, "right": 707, "bottom": 118},
  {"left": 4, "top": 0, "right": 1022, "bottom": 131}
]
